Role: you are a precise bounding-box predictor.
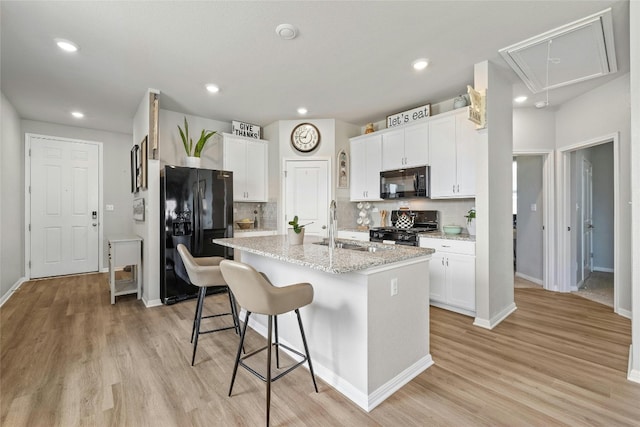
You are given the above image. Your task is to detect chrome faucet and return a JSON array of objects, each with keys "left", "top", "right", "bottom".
[{"left": 329, "top": 200, "right": 337, "bottom": 249}]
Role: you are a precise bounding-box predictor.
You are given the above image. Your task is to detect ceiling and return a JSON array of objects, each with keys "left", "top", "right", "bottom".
[{"left": 0, "top": 1, "right": 630, "bottom": 135}]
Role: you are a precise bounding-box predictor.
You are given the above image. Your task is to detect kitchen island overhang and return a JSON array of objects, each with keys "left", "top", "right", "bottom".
[{"left": 213, "top": 235, "right": 434, "bottom": 412}]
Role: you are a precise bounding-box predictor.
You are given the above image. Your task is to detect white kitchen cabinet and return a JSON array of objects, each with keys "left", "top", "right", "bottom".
[
  {"left": 349, "top": 133, "right": 382, "bottom": 201},
  {"left": 420, "top": 237, "right": 475, "bottom": 316},
  {"left": 381, "top": 122, "right": 429, "bottom": 170},
  {"left": 213, "top": 133, "right": 268, "bottom": 202},
  {"left": 429, "top": 108, "right": 478, "bottom": 198}
]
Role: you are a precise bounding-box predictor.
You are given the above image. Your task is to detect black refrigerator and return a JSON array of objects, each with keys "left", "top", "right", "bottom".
[{"left": 160, "top": 166, "right": 234, "bottom": 305}]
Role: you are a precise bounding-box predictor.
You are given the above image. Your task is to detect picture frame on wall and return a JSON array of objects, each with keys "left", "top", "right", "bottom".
[
  {"left": 140, "top": 136, "right": 148, "bottom": 190},
  {"left": 337, "top": 149, "right": 349, "bottom": 188},
  {"left": 133, "top": 198, "right": 145, "bottom": 221},
  {"left": 130, "top": 145, "right": 139, "bottom": 193}
]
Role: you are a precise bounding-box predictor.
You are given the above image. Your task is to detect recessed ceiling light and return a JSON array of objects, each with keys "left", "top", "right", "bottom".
[
  {"left": 514, "top": 96, "right": 528, "bottom": 103},
  {"left": 297, "top": 107, "right": 308, "bottom": 115},
  {"left": 412, "top": 58, "right": 429, "bottom": 71},
  {"left": 55, "top": 38, "right": 79, "bottom": 52},
  {"left": 71, "top": 111, "right": 84, "bottom": 118},
  {"left": 276, "top": 24, "right": 298, "bottom": 40},
  {"left": 206, "top": 84, "right": 220, "bottom": 93}
]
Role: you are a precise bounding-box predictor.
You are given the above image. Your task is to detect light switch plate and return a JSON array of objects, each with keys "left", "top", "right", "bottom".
[{"left": 106, "top": 204, "right": 114, "bottom": 211}]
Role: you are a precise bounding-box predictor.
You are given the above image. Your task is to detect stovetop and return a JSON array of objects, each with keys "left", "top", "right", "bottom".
[{"left": 371, "top": 226, "right": 436, "bottom": 234}]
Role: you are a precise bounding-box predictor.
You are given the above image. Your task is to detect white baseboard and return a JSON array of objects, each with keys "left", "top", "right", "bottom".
[
  {"left": 593, "top": 267, "right": 614, "bottom": 273},
  {"left": 617, "top": 307, "right": 632, "bottom": 319},
  {"left": 628, "top": 345, "right": 640, "bottom": 383},
  {"left": 0, "top": 277, "right": 28, "bottom": 307},
  {"left": 143, "top": 298, "right": 163, "bottom": 308},
  {"left": 429, "top": 301, "right": 475, "bottom": 318},
  {"left": 244, "top": 311, "right": 434, "bottom": 412},
  {"left": 100, "top": 267, "right": 109, "bottom": 273},
  {"left": 515, "top": 272, "right": 543, "bottom": 285},
  {"left": 474, "top": 302, "right": 517, "bottom": 330}
]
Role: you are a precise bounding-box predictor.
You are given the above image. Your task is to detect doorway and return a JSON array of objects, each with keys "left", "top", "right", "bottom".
[
  {"left": 283, "top": 159, "right": 330, "bottom": 237},
  {"left": 512, "top": 149, "right": 554, "bottom": 291},
  {"left": 25, "top": 134, "right": 103, "bottom": 278},
  {"left": 559, "top": 133, "right": 618, "bottom": 312}
]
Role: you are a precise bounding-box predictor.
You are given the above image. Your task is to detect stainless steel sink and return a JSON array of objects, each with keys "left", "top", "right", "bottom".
[{"left": 313, "top": 241, "right": 390, "bottom": 252}]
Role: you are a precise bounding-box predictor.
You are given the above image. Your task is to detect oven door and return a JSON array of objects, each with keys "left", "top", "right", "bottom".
[{"left": 380, "top": 166, "right": 429, "bottom": 199}]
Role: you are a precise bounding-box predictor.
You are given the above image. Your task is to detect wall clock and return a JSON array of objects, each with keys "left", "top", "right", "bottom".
[{"left": 291, "top": 123, "right": 320, "bottom": 153}]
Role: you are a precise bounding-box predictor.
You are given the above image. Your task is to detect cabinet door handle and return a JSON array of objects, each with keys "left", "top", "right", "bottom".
[
  {"left": 441, "top": 258, "right": 444, "bottom": 266},
  {"left": 446, "top": 258, "right": 449, "bottom": 267},
  {"left": 457, "top": 184, "right": 460, "bottom": 193}
]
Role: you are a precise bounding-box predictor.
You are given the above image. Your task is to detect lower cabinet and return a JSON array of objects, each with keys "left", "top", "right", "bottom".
[{"left": 420, "top": 237, "right": 475, "bottom": 316}]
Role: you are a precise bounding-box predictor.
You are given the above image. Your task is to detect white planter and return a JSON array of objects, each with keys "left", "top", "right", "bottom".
[
  {"left": 287, "top": 228, "right": 305, "bottom": 245},
  {"left": 467, "top": 219, "right": 476, "bottom": 236},
  {"left": 184, "top": 156, "right": 201, "bottom": 168}
]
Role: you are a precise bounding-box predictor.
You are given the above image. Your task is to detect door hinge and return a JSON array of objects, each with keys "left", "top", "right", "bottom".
[
  {"left": 542, "top": 225, "right": 545, "bottom": 230},
  {"left": 29, "top": 148, "right": 31, "bottom": 156},
  {"left": 28, "top": 224, "right": 31, "bottom": 231},
  {"left": 284, "top": 170, "right": 288, "bottom": 178},
  {"left": 28, "top": 261, "right": 31, "bottom": 268},
  {"left": 28, "top": 186, "right": 31, "bottom": 194}
]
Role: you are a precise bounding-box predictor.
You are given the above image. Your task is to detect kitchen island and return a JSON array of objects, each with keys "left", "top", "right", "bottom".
[{"left": 213, "top": 235, "right": 434, "bottom": 412}]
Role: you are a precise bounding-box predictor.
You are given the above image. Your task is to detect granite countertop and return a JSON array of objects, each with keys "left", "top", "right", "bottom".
[
  {"left": 234, "top": 228, "right": 277, "bottom": 233},
  {"left": 419, "top": 232, "right": 476, "bottom": 242},
  {"left": 213, "top": 235, "right": 434, "bottom": 274}
]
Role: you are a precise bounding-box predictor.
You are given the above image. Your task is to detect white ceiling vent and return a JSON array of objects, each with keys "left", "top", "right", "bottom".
[{"left": 499, "top": 8, "right": 617, "bottom": 93}]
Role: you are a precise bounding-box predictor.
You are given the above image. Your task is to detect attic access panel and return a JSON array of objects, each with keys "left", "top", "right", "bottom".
[{"left": 499, "top": 8, "right": 617, "bottom": 93}]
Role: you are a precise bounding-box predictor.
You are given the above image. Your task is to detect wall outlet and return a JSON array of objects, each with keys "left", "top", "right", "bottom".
[
  {"left": 106, "top": 204, "right": 114, "bottom": 211},
  {"left": 530, "top": 203, "right": 537, "bottom": 212},
  {"left": 390, "top": 278, "right": 398, "bottom": 296}
]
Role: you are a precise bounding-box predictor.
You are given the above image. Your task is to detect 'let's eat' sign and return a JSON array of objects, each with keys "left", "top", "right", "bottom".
[{"left": 386, "top": 104, "right": 431, "bottom": 128}]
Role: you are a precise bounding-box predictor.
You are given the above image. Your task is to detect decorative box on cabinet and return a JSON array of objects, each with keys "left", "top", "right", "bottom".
[
  {"left": 349, "top": 133, "right": 382, "bottom": 201},
  {"left": 212, "top": 133, "right": 268, "bottom": 202},
  {"left": 429, "top": 108, "right": 478, "bottom": 198},
  {"left": 420, "top": 237, "right": 475, "bottom": 316},
  {"left": 381, "top": 122, "right": 429, "bottom": 170},
  {"left": 108, "top": 236, "right": 142, "bottom": 304}
]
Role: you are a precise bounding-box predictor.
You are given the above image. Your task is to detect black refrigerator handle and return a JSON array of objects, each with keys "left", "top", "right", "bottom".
[{"left": 197, "top": 185, "right": 205, "bottom": 253}]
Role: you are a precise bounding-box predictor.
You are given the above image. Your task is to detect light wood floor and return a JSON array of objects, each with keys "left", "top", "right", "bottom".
[{"left": 2, "top": 273, "right": 639, "bottom": 426}]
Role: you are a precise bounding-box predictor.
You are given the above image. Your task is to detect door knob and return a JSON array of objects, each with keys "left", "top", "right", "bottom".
[{"left": 322, "top": 225, "right": 327, "bottom": 230}]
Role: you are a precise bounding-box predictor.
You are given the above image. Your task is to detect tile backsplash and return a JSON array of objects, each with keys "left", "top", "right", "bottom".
[
  {"left": 336, "top": 198, "right": 475, "bottom": 231},
  {"left": 233, "top": 202, "right": 277, "bottom": 229}
]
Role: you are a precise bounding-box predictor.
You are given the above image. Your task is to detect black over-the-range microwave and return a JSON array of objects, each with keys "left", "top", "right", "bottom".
[{"left": 380, "top": 166, "right": 430, "bottom": 199}]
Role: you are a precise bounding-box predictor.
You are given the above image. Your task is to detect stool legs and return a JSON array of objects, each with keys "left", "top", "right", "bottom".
[
  {"left": 295, "top": 309, "right": 318, "bottom": 392},
  {"left": 228, "top": 309, "right": 318, "bottom": 427},
  {"left": 191, "top": 287, "right": 207, "bottom": 366}
]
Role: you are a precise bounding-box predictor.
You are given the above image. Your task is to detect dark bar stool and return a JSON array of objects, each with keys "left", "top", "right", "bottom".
[
  {"left": 177, "top": 244, "right": 241, "bottom": 366},
  {"left": 219, "top": 260, "right": 318, "bottom": 427}
]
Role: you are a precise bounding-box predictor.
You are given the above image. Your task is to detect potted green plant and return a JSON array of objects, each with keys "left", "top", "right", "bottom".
[
  {"left": 465, "top": 208, "right": 476, "bottom": 236},
  {"left": 177, "top": 117, "right": 216, "bottom": 168},
  {"left": 287, "top": 215, "right": 307, "bottom": 245}
]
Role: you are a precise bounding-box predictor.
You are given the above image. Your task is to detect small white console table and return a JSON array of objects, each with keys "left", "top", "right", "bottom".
[{"left": 108, "top": 236, "right": 142, "bottom": 304}]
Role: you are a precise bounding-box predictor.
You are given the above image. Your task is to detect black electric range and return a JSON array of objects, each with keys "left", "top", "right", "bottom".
[{"left": 369, "top": 210, "right": 439, "bottom": 246}]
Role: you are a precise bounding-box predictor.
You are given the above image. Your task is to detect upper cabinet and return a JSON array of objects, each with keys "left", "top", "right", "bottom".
[
  {"left": 429, "top": 108, "right": 478, "bottom": 198},
  {"left": 350, "top": 133, "right": 382, "bottom": 201},
  {"left": 212, "top": 134, "right": 268, "bottom": 202},
  {"left": 381, "top": 122, "right": 429, "bottom": 170}
]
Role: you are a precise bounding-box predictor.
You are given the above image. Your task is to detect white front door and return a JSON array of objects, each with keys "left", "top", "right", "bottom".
[
  {"left": 284, "top": 160, "right": 329, "bottom": 237},
  {"left": 30, "top": 136, "right": 100, "bottom": 278},
  {"left": 581, "top": 158, "right": 593, "bottom": 282}
]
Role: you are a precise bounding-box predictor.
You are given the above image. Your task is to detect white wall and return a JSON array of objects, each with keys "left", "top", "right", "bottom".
[
  {"left": 473, "top": 60, "right": 516, "bottom": 329},
  {"left": 513, "top": 108, "right": 555, "bottom": 151},
  {"left": 591, "top": 143, "right": 614, "bottom": 271},
  {"left": 516, "top": 156, "right": 543, "bottom": 282},
  {"left": 555, "top": 73, "right": 631, "bottom": 312},
  {"left": 158, "top": 109, "right": 231, "bottom": 168},
  {"left": 1, "top": 92, "right": 24, "bottom": 302},
  {"left": 21, "top": 119, "right": 134, "bottom": 269},
  {"left": 628, "top": 0, "right": 640, "bottom": 382}
]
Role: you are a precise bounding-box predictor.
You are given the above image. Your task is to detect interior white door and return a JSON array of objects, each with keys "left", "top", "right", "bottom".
[
  {"left": 284, "top": 160, "right": 329, "bottom": 237},
  {"left": 581, "top": 158, "right": 593, "bottom": 282},
  {"left": 30, "top": 136, "right": 99, "bottom": 278}
]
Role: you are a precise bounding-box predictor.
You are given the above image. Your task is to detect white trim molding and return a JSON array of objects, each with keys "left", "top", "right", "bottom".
[
  {"left": 474, "top": 302, "right": 517, "bottom": 330},
  {"left": 628, "top": 346, "right": 640, "bottom": 383},
  {"left": 515, "top": 272, "right": 543, "bottom": 286},
  {"left": 0, "top": 277, "right": 28, "bottom": 307}
]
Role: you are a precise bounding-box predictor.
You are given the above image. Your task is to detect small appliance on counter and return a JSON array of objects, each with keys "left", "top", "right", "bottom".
[{"left": 369, "top": 210, "right": 439, "bottom": 246}]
